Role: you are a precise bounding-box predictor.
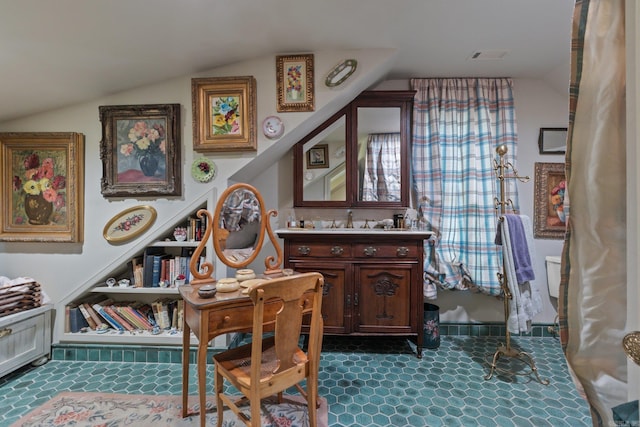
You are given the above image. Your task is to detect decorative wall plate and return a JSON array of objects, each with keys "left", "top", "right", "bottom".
[
  {"left": 262, "top": 116, "right": 284, "bottom": 139},
  {"left": 191, "top": 157, "right": 216, "bottom": 183},
  {"left": 325, "top": 59, "right": 358, "bottom": 87},
  {"left": 103, "top": 205, "right": 157, "bottom": 244}
]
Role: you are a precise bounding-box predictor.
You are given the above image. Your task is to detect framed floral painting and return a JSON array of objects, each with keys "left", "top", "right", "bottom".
[
  {"left": 103, "top": 205, "right": 157, "bottom": 244},
  {"left": 99, "top": 104, "right": 181, "bottom": 198},
  {"left": 276, "top": 54, "right": 315, "bottom": 112},
  {"left": 192, "top": 76, "right": 257, "bottom": 152},
  {"left": 0, "top": 132, "right": 84, "bottom": 242},
  {"left": 534, "top": 162, "right": 566, "bottom": 239}
]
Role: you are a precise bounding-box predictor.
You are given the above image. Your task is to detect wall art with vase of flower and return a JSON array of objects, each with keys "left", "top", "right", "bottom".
[
  {"left": 276, "top": 54, "right": 314, "bottom": 113},
  {"left": 0, "top": 132, "right": 84, "bottom": 242},
  {"left": 99, "top": 104, "right": 181, "bottom": 198}
]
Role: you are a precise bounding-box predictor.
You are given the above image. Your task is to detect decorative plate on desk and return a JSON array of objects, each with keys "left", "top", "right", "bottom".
[{"left": 191, "top": 157, "right": 216, "bottom": 183}]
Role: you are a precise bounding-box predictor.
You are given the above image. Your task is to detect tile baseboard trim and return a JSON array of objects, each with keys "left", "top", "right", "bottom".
[{"left": 51, "top": 323, "right": 559, "bottom": 363}]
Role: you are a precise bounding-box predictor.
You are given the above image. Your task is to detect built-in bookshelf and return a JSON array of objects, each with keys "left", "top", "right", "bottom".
[{"left": 58, "top": 193, "right": 219, "bottom": 347}]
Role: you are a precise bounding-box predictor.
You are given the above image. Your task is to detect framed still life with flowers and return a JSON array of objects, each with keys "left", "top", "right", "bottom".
[
  {"left": 534, "top": 162, "right": 566, "bottom": 239},
  {"left": 0, "top": 132, "right": 84, "bottom": 242},
  {"left": 99, "top": 103, "right": 181, "bottom": 198},
  {"left": 276, "top": 54, "right": 314, "bottom": 113},
  {"left": 192, "top": 76, "right": 257, "bottom": 152}
]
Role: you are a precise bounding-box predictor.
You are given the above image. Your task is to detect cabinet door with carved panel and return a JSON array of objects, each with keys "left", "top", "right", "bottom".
[
  {"left": 354, "top": 264, "right": 413, "bottom": 335},
  {"left": 289, "top": 261, "right": 349, "bottom": 335}
]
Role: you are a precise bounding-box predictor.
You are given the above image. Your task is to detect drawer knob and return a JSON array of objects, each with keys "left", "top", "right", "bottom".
[
  {"left": 330, "top": 246, "right": 344, "bottom": 256},
  {"left": 397, "top": 246, "right": 410, "bottom": 257},
  {"left": 363, "top": 246, "right": 377, "bottom": 257},
  {"left": 297, "top": 246, "right": 311, "bottom": 256},
  {"left": 0, "top": 328, "right": 12, "bottom": 338}
]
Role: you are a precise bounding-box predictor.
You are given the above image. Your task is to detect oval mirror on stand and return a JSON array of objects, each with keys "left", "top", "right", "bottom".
[{"left": 189, "top": 183, "right": 283, "bottom": 284}]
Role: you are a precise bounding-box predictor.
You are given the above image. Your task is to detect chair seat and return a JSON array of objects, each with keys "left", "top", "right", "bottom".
[{"left": 214, "top": 336, "right": 308, "bottom": 389}]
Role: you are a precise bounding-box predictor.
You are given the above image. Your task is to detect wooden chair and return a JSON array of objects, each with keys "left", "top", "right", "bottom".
[{"left": 213, "top": 272, "right": 324, "bottom": 427}]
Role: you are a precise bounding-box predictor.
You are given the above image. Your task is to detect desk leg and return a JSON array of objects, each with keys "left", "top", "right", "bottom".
[
  {"left": 182, "top": 321, "right": 190, "bottom": 418},
  {"left": 197, "top": 339, "right": 207, "bottom": 427}
]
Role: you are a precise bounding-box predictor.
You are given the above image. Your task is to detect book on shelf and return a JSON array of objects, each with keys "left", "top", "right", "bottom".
[
  {"left": 143, "top": 247, "right": 165, "bottom": 287},
  {"left": 82, "top": 303, "right": 105, "bottom": 328},
  {"left": 103, "top": 305, "right": 135, "bottom": 331},
  {"left": 113, "top": 305, "right": 148, "bottom": 330},
  {"left": 65, "top": 304, "right": 90, "bottom": 333},
  {"left": 77, "top": 303, "right": 97, "bottom": 329},
  {"left": 128, "top": 256, "right": 144, "bottom": 288},
  {"left": 92, "top": 302, "right": 124, "bottom": 331}
]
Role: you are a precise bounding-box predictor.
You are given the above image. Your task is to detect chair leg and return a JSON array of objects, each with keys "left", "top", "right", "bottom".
[
  {"left": 307, "top": 378, "right": 318, "bottom": 427},
  {"left": 214, "top": 367, "right": 224, "bottom": 427}
]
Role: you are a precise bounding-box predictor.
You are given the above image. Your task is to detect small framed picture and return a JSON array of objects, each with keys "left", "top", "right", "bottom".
[
  {"left": 534, "top": 162, "right": 566, "bottom": 239},
  {"left": 99, "top": 103, "right": 181, "bottom": 198},
  {"left": 0, "top": 132, "right": 84, "bottom": 242},
  {"left": 103, "top": 205, "right": 157, "bottom": 244},
  {"left": 192, "top": 76, "right": 257, "bottom": 152},
  {"left": 276, "top": 54, "right": 315, "bottom": 112},
  {"left": 538, "top": 127, "right": 567, "bottom": 155},
  {"left": 307, "top": 144, "right": 328, "bottom": 169}
]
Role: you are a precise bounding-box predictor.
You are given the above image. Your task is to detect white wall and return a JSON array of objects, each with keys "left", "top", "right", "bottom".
[
  {"left": 0, "top": 48, "right": 396, "bottom": 343},
  {"left": 0, "top": 50, "right": 569, "bottom": 342}
]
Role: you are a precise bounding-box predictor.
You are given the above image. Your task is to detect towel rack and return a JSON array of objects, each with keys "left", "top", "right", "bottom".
[{"left": 484, "top": 144, "right": 549, "bottom": 385}]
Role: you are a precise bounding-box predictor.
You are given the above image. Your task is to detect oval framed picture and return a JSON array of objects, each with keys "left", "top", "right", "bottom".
[{"left": 103, "top": 205, "right": 157, "bottom": 244}]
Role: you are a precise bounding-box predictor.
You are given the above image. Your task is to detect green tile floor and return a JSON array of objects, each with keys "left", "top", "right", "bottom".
[{"left": 0, "top": 335, "right": 591, "bottom": 426}]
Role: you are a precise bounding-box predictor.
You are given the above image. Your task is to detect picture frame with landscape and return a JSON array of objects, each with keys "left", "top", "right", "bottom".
[
  {"left": 276, "top": 54, "right": 315, "bottom": 112},
  {"left": 0, "top": 132, "right": 84, "bottom": 242},
  {"left": 99, "top": 103, "right": 181, "bottom": 198},
  {"left": 192, "top": 76, "right": 257, "bottom": 152}
]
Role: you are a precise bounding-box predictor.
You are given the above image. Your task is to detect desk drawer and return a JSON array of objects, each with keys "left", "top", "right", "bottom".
[{"left": 288, "top": 242, "right": 352, "bottom": 258}]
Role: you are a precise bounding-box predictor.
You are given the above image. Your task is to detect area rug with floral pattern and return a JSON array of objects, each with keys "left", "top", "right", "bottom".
[{"left": 11, "top": 392, "right": 328, "bottom": 427}]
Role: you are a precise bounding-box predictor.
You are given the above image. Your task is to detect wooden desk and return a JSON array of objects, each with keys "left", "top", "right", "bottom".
[{"left": 179, "top": 275, "right": 287, "bottom": 426}]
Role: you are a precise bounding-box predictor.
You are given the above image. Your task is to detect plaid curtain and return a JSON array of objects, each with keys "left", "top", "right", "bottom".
[
  {"left": 411, "top": 78, "right": 519, "bottom": 297},
  {"left": 361, "top": 133, "right": 401, "bottom": 201},
  {"left": 560, "top": 1, "right": 628, "bottom": 425}
]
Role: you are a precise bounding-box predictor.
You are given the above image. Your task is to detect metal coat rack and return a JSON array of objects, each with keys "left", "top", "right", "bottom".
[{"left": 484, "top": 145, "right": 549, "bottom": 385}]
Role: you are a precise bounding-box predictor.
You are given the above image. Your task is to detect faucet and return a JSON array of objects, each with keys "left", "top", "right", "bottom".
[{"left": 346, "top": 210, "right": 354, "bottom": 228}]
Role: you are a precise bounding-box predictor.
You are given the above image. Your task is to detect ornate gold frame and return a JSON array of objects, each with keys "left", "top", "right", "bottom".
[
  {"left": 0, "top": 132, "right": 84, "bottom": 242},
  {"left": 103, "top": 205, "right": 157, "bottom": 244},
  {"left": 534, "top": 162, "right": 566, "bottom": 239},
  {"left": 276, "top": 54, "right": 315, "bottom": 112},
  {"left": 192, "top": 76, "right": 257, "bottom": 152}
]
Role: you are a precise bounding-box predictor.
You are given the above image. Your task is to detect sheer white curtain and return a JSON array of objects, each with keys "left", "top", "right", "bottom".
[
  {"left": 560, "top": 1, "right": 628, "bottom": 425},
  {"left": 411, "top": 78, "right": 519, "bottom": 298},
  {"left": 361, "top": 133, "right": 401, "bottom": 201}
]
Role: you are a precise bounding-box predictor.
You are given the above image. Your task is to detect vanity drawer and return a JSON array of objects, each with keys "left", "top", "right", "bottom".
[
  {"left": 287, "top": 242, "right": 352, "bottom": 258},
  {"left": 353, "top": 243, "right": 419, "bottom": 259}
]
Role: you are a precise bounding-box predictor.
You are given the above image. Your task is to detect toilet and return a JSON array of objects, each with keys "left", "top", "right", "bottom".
[{"left": 545, "top": 256, "right": 561, "bottom": 299}]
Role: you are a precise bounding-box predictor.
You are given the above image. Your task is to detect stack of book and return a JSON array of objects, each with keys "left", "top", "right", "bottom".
[
  {"left": 65, "top": 298, "right": 184, "bottom": 333},
  {"left": 127, "top": 247, "right": 204, "bottom": 288}
]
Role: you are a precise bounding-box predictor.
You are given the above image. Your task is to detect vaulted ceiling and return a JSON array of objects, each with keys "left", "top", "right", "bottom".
[{"left": 0, "top": 0, "right": 573, "bottom": 123}]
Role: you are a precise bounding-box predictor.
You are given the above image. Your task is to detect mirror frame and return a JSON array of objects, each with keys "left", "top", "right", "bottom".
[
  {"left": 293, "top": 90, "right": 415, "bottom": 208},
  {"left": 189, "top": 183, "right": 283, "bottom": 284}
]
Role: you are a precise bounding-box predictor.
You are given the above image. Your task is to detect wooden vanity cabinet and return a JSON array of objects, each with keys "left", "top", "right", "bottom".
[{"left": 280, "top": 231, "right": 427, "bottom": 357}]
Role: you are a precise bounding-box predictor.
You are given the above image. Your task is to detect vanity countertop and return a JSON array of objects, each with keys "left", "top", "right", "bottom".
[{"left": 275, "top": 228, "right": 434, "bottom": 237}]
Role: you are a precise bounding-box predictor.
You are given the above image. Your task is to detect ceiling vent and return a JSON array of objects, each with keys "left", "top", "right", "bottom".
[{"left": 467, "top": 50, "right": 510, "bottom": 61}]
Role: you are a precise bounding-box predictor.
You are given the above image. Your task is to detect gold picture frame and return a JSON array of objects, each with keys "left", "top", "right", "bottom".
[
  {"left": 0, "top": 132, "right": 84, "bottom": 242},
  {"left": 103, "top": 205, "right": 157, "bottom": 244},
  {"left": 276, "top": 54, "right": 315, "bottom": 112},
  {"left": 99, "top": 103, "right": 182, "bottom": 198},
  {"left": 192, "top": 76, "right": 257, "bottom": 152},
  {"left": 534, "top": 162, "right": 566, "bottom": 239}
]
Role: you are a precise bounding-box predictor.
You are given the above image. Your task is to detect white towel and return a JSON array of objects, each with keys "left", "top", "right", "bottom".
[{"left": 499, "top": 215, "right": 543, "bottom": 334}]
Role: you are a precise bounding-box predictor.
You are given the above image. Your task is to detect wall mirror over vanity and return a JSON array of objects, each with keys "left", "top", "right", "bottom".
[{"left": 293, "top": 90, "right": 415, "bottom": 209}]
